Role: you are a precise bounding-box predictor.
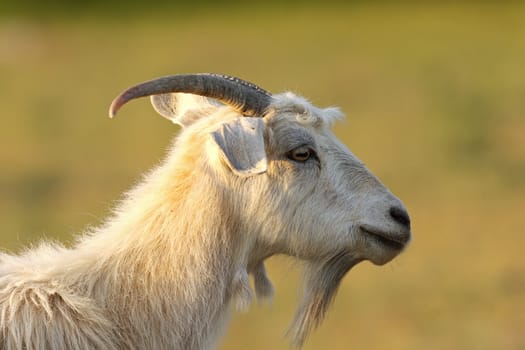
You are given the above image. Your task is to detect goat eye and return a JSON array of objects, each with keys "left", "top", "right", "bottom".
[{"left": 287, "top": 146, "right": 314, "bottom": 162}]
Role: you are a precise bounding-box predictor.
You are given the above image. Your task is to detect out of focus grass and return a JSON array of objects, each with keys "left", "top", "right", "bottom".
[{"left": 1, "top": 3, "right": 524, "bottom": 350}]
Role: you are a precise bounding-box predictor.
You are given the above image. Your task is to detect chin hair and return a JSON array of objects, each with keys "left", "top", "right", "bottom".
[{"left": 287, "top": 251, "right": 362, "bottom": 348}]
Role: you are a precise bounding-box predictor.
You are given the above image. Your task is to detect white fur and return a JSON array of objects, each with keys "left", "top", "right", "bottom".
[{"left": 0, "top": 91, "right": 410, "bottom": 349}]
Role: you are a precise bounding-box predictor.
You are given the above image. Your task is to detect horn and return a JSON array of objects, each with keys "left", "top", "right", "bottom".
[{"left": 109, "top": 73, "right": 272, "bottom": 118}]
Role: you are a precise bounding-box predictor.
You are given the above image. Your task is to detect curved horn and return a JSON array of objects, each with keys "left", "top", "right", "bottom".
[{"left": 109, "top": 73, "right": 272, "bottom": 118}]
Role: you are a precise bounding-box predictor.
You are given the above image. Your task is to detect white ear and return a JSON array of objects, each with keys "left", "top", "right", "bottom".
[
  {"left": 211, "top": 117, "right": 267, "bottom": 177},
  {"left": 150, "top": 93, "right": 222, "bottom": 127}
]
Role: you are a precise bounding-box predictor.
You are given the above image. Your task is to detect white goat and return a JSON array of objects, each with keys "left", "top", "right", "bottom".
[{"left": 0, "top": 74, "right": 411, "bottom": 349}]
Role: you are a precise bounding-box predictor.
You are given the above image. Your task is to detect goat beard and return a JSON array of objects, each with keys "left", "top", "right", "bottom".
[{"left": 288, "top": 251, "right": 363, "bottom": 348}]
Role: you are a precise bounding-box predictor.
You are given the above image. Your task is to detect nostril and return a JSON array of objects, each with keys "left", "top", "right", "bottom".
[{"left": 389, "top": 206, "right": 411, "bottom": 229}]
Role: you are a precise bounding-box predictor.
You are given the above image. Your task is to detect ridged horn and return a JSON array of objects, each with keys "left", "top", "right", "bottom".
[{"left": 109, "top": 73, "right": 272, "bottom": 118}]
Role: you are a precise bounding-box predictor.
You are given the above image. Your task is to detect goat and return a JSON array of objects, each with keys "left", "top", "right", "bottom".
[{"left": 0, "top": 74, "right": 411, "bottom": 349}]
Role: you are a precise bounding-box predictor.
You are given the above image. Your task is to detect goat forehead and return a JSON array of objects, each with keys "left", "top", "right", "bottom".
[{"left": 268, "top": 93, "right": 330, "bottom": 127}]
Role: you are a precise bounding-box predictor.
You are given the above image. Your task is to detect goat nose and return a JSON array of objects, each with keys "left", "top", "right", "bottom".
[{"left": 389, "top": 206, "right": 411, "bottom": 229}]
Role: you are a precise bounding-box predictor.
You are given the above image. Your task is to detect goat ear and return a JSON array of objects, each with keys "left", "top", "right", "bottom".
[
  {"left": 211, "top": 117, "right": 267, "bottom": 177},
  {"left": 150, "top": 93, "right": 221, "bottom": 127}
]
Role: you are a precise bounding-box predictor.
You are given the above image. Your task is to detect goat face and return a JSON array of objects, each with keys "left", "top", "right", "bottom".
[{"left": 233, "top": 92, "right": 412, "bottom": 266}]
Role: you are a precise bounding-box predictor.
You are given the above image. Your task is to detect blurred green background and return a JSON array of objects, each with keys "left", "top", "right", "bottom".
[{"left": 1, "top": 2, "right": 524, "bottom": 349}]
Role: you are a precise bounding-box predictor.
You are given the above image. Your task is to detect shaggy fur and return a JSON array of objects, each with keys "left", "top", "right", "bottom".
[{"left": 0, "top": 90, "right": 410, "bottom": 349}]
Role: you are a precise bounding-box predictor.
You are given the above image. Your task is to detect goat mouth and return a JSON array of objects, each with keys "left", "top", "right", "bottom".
[{"left": 360, "top": 226, "right": 407, "bottom": 251}]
